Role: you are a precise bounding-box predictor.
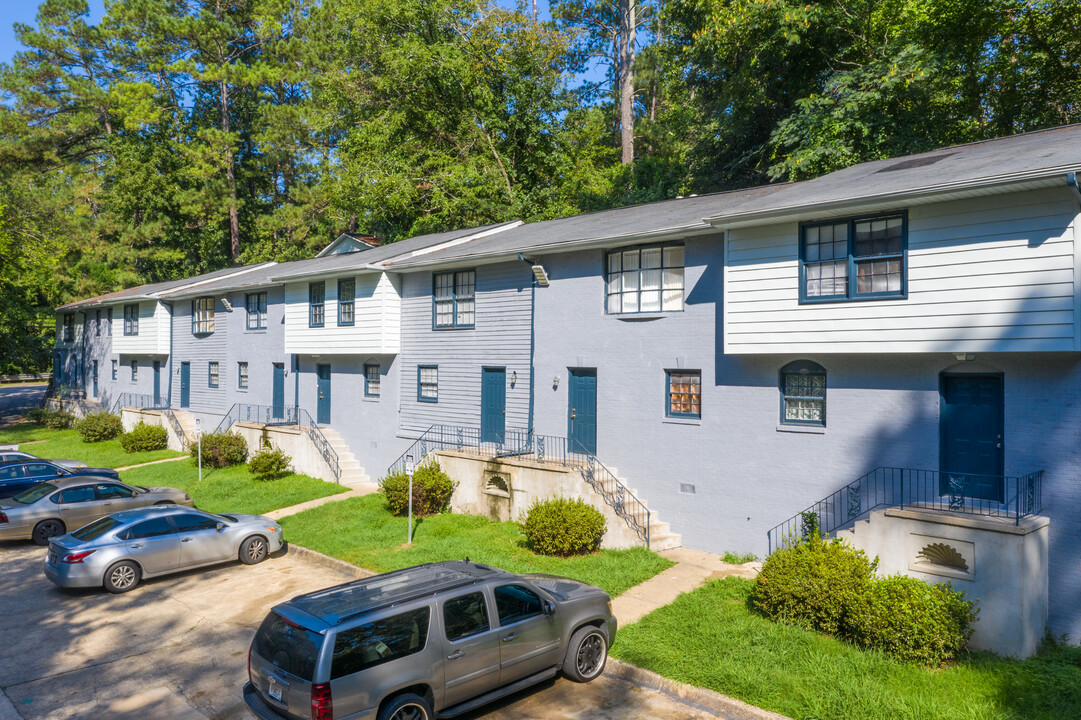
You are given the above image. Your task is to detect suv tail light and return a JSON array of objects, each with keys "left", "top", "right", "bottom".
[
  {"left": 62, "top": 550, "right": 96, "bottom": 564},
  {"left": 311, "top": 682, "right": 332, "bottom": 720}
]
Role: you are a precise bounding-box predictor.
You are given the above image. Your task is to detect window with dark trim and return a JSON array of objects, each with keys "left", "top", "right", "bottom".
[
  {"left": 111, "top": 360, "right": 117, "bottom": 380},
  {"left": 365, "top": 363, "right": 380, "bottom": 397},
  {"left": 433, "top": 271, "right": 475, "bottom": 328},
  {"left": 107, "top": 308, "right": 112, "bottom": 335},
  {"left": 309, "top": 282, "right": 325, "bottom": 327},
  {"left": 192, "top": 298, "right": 215, "bottom": 334},
  {"left": 338, "top": 279, "right": 355, "bottom": 326},
  {"left": 246, "top": 292, "right": 267, "bottom": 330},
  {"left": 95, "top": 310, "right": 101, "bottom": 336},
  {"left": 130, "top": 359, "right": 138, "bottom": 381},
  {"left": 208, "top": 361, "right": 219, "bottom": 388},
  {"left": 443, "top": 592, "right": 490, "bottom": 642},
  {"left": 801, "top": 213, "right": 906, "bottom": 302},
  {"left": 330, "top": 607, "right": 430, "bottom": 680},
  {"left": 494, "top": 584, "right": 543, "bottom": 625},
  {"left": 63, "top": 313, "right": 75, "bottom": 342},
  {"left": 666, "top": 370, "right": 701, "bottom": 419},
  {"left": 238, "top": 362, "right": 248, "bottom": 389},
  {"left": 418, "top": 365, "right": 438, "bottom": 402},
  {"left": 780, "top": 360, "right": 826, "bottom": 426},
  {"left": 123, "top": 304, "right": 139, "bottom": 335},
  {"left": 606, "top": 244, "right": 684, "bottom": 314}
]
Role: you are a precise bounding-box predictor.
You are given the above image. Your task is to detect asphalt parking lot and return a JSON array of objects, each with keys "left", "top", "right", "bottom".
[{"left": 0, "top": 542, "right": 720, "bottom": 720}]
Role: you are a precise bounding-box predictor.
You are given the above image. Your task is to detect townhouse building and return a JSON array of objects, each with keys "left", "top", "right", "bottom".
[{"left": 51, "top": 124, "right": 1081, "bottom": 653}]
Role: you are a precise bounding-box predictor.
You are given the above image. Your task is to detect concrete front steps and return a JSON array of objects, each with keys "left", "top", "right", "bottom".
[
  {"left": 318, "top": 427, "right": 376, "bottom": 490},
  {"left": 171, "top": 410, "right": 197, "bottom": 444}
]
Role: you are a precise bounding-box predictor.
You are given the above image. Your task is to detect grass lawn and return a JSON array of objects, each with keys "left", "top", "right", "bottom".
[
  {"left": 280, "top": 494, "right": 673, "bottom": 597},
  {"left": 611, "top": 576, "right": 1081, "bottom": 720},
  {"left": 0, "top": 423, "right": 184, "bottom": 467},
  {"left": 119, "top": 461, "right": 347, "bottom": 515}
]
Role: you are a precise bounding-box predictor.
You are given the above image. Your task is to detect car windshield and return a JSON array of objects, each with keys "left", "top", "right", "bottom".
[
  {"left": 72, "top": 516, "right": 123, "bottom": 541},
  {"left": 12, "top": 483, "right": 57, "bottom": 504}
]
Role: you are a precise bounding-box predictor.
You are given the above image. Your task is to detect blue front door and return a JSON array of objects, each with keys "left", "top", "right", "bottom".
[
  {"left": 92, "top": 361, "right": 98, "bottom": 398},
  {"left": 316, "top": 364, "right": 331, "bottom": 425},
  {"left": 480, "top": 367, "right": 506, "bottom": 445},
  {"left": 153, "top": 361, "right": 161, "bottom": 404},
  {"left": 272, "top": 363, "right": 285, "bottom": 420},
  {"left": 180, "top": 362, "right": 190, "bottom": 408},
  {"left": 567, "top": 368, "right": 597, "bottom": 455},
  {"left": 940, "top": 374, "right": 1004, "bottom": 502}
]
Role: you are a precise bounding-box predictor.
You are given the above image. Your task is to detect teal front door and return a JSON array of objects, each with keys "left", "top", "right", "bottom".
[
  {"left": 567, "top": 368, "right": 597, "bottom": 455},
  {"left": 480, "top": 367, "right": 506, "bottom": 445},
  {"left": 940, "top": 374, "right": 1004, "bottom": 502},
  {"left": 316, "top": 364, "right": 331, "bottom": 425},
  {"left": 272, "top": 363, "right": 285, "bottom": 419},
  {"left": 180, "top": 362, "right": 190, "bottom": 408},
  {"left": 153, "top": 361, "right": 161, "bottom": 404},
  {"left": 92, "top": 361, "right": 98, "bottom": 397}
]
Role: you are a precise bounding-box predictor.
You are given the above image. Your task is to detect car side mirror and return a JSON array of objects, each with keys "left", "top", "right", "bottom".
[
  {"left": 216, "top": 523, "right": 225, "bottom": 532},
  {"left": 542, "top": 601, "right": 554, "bottom": 616}
]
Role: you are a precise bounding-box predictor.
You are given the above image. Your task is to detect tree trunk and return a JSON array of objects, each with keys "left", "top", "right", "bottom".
[
  {"left": 620, "top": 0, "right": 636, "bottom": 164},
  {"left": 220, "top": 78, "right": 241, "bottom": 263}
]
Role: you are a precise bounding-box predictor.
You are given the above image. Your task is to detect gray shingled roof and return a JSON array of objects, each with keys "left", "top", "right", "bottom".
[
  {"left": 56, "top": 266, "right": 265, "bottom": 311},
  {"left": 386, "top": 123, "right": 1081, "bottom": 268}
]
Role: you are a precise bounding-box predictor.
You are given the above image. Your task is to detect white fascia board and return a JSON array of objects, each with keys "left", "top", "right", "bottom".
[
  {"left": 268, "top": 263, "right": 384, "bottom": 283},
  {"left": 151, "top": 263, "right": 277, "bottom": 299},
  {"left": 405, "top": 221, "right": 524, "bottom": 259},
  {"left": 704, "top": 167, "right": 1080, "bottom": 230},
  {"left": 383, "top": 222, "right": 720, "bottom": 271}
]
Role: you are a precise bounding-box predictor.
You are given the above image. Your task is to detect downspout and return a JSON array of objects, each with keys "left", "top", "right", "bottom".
[
  {"left": 293, "top": 354, "right": 299, "bottom": 415},
  {"left": 517, "top": 254, "right": 537, "bottom": 441},
  {"left": 1070, "top": 173, "right": 1081, "bottom": 352},
  {"left": 165, "top": 301, "right": 174, "bottom": 408},
  {"left": 1068, "top": 172, "right": 1081, "bottom": 207}
]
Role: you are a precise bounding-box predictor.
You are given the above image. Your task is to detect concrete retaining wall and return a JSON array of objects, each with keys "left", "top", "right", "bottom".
[{"left": 231, "top": 422, "right": 338, "bottom": 485}]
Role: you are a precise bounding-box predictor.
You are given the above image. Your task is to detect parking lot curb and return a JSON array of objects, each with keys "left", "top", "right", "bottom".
[
  {"left": 284, "top": 543, "right": 375, "bottom": 580},
  {"left": 605, "top": 658, "right": 791, "bottom": 720}
]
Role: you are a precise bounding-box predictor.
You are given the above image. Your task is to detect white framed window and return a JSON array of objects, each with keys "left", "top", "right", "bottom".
[
  {"left": 433, "top": 271, "right": 475, "bottom": 328},
  {"left": 245, "top": 292, "right": 267, "bottom": 330},
  {"left": 606, "top": 244, "right": 684, "bottom": 314},
  {"left": 123, "top": 305, "right": 139, "bottom": 335},
  {"left": 192, "top": 298, "right": 215, "bottom": 334}
]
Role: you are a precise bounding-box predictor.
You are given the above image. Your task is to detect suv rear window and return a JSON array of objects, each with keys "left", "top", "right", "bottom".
[
  {"left": 331, "top": 607, "right": 430, "bottom": 680},
  {"left": 254, "top": 612, "right": 325, "bottom": 681}
]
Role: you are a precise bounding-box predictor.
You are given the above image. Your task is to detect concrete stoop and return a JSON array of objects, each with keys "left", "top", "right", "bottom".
[
  {"left": 435, "top": 450, "right": 681, "bottom": 552},
  {"left": 318, "top": 426, "right": 376, "bottom": 490}
]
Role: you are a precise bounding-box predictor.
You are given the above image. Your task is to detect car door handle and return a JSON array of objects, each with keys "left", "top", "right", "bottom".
[
  {"left": 181, "top": 537, "right": 193, "bottom": 543},
  {"left": 502, "top": 633, "right": 517, "bottom": 642},
  {"left": 447, "top": 650, "right": 464, "bottom": 660},
  {"left": 130, "top": 544, "right": 143, "bottom": 549}
]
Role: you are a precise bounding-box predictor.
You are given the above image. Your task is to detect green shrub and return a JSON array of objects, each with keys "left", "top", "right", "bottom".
[
  {"left": 77, "top": 412, "right": 124, "bottom": 442},
  {"left": 851, "top": 575, "right": 977, "bottom": 666},
  {"left": 751, "top": 534, "right": 876, "bottom": 636},
  {"left": 522, "top": 496, "right": 607, "bottom": 557},
  {"left": 190, "top": 431, "right": 248, "bottom": 468},
  {"left": 378, "top": 461, "right": 456, "bottom": 517},
  {"left": 248, "top": 444, "right": 292, "bottom": 481},
  {"left": 24, "top": 408, "right": 48, "bottom": 424},
  {"left": 119, "top": 422, "right": 168, "bottom": 453},
  {"left": 40, "top": 408, "right": 75, "bottom": 429}
]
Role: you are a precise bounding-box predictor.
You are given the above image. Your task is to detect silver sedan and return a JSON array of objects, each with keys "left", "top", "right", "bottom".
[
  {"left": 0, "top": 477, "right": 193, "bottom": 545},
  {"left": 44, "top": 506, "right": 284, "bottom": 593}
]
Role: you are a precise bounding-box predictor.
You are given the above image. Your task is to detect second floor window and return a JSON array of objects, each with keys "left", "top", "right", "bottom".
[
  {"left": 123, "top": 304, "right": 139, "bottom": 335},
  {"left": 433, "top": 270, "right": 475, "bottom": 328},
  {"left": 338, "top": 279, "right": 355, "bottom": 326},
  {"left": 309, "top": 282, "right": 325, "bottom": 327},
  {"left": 63, "top": 313, "right": 74, "bottom": 341},
  {"left": 246, "top": 292, "right": 267, "bottom": 330},
  {"left": 606, "top": 244, "right": 684, "bottom": 314},
  {"left": 801, "top": 213, "right": 906, "bottom": 302},
  {"left": 192, "top": 298, "right": 215, "bottom": 334}
]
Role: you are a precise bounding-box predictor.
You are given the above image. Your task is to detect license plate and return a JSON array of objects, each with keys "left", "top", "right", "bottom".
[
  {"left": 47, "top": 552, "right": 57, "bottom": 566},
  {"left": 267, "top": 680, "right": 283, "bottom": 702}
]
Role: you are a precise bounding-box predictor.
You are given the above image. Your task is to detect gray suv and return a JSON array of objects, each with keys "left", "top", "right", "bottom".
[{"left": 243, "top": 561, "right": 617, "bottom": 720}]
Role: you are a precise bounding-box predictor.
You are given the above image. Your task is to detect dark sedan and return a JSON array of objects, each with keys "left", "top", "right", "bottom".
[{"left": 0, "top": 460, "right": 120, "bottom": 499}]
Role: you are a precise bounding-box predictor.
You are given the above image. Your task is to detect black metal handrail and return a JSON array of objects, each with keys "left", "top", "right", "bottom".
[
  {"left": 161, "top": 408, "right": 188, "bottom": 447},
  {"left": 388, "top": 426, "right": 651, "bottom": 547},
  {"left": 298, "top": 409, "right": 340, "bottom": 483},
  {"left": 110, "top": 393, "right": 167, "bottom": 413},
  {"left": 214, "top": 403, "right": 301, "bottom": 433},
  {"left": 767, "top": 467, "right": 1044, "bottom": 554}
]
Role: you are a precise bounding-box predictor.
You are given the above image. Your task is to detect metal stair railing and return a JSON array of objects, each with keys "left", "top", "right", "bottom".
[
  {"left": 214, "top": 403, "right": 300, "bottom": 434},
  {"left": 766, "top": 467, "right": 1045, "bottom": 554},
  {"left": 161, "top": 408, "right": 188, "bottom": 447},
  {"left": 387, "top": 426, "right": 651, "bottom": 548},
  {"left": 109, "top": 393, "right": 167, "bottom": 414},
  {"left": 298, "top": 409, "right": 340, "bottom": 483}
]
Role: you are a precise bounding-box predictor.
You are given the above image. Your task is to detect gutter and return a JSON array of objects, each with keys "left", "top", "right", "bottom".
[
  {"left": 704, "top": 165, "right": 1081, "bottom": 229},
  {"left": 517, "top": 254, "right": 538, "bottom": 439}
]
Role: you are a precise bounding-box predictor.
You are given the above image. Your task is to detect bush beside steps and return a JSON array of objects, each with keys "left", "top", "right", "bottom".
[
  {"left": 378, "top": 461, "right": 456, "bottom": 517},
  {"left": 523, "top": 496, "right": 606, "bottom": 557},
  {"left": 189, "top": 431, "right": 248, "bottom": 468},
  {"left": 120, "top": 422, "right": 168, "bottom": 453}
]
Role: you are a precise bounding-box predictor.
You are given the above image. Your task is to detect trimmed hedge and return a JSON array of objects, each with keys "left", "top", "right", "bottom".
[
  {"left": 190, "top": 431, "right": 248, "bottom": 468},
  {"left": 119, "top": 422, "right": 168, "bottom": 453},
  {"left": 77, "top": 412, "right": 124, "bottom": 442},
  {"left": 248, "top": 445, "right": 292, "bottom": 481},
  {"left": 752, "top": 534, "right": 977, "bottom": 666},
  {"left": 378, "top": 461, "right": 456, "bottom": 516},
  {"left": 522, "top": 496, "right": 606, "bottom": 557}
]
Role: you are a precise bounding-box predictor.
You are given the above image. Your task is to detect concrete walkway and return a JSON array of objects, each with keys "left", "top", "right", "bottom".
[
  {"left": 114, "top": 455, "right": 191, "bottom": 472},
  {"left": 613, "top": 547, "right": 763, "bottom": 625},
  {"left": 265, "top": 485, "right": 379, "bottom": 520}
]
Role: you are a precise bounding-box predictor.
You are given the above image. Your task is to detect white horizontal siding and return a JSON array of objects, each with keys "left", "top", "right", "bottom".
[
  {"left": 112, "top": 301, "right": 168, "bottom": 355},
  {"left": 724, "top": 188, "right": 1080, "bottom": 353},
  {"left": 283, "top": 272, "right": 401, "bottom": 354}
]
